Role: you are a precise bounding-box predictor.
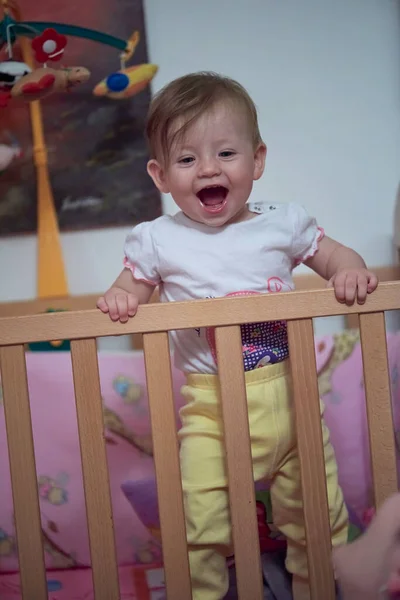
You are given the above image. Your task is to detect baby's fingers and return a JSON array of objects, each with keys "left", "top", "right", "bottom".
[
  {"left": 344, "top": 273, "right": 358, "bottom": 305},
  {"left": 106, "top": 296, "right": 121, "bottom": 321},
  {"left": 367, "top": 273, "right": 379, "bottom": 293},
  {"left": 115, "top": 294, "right": 129, "bottom": 323},
  {"left": 356, "top": 276, "right": 368, "bottom": 304},
  {"left": 333, "top": 274, "right": 346, "bottom": 303},
  {"left": 127, "top": 294, "right": 139, "bottom": 317},
  {"left": 96, "top": 296, "right": 109, "bottom": 313}
]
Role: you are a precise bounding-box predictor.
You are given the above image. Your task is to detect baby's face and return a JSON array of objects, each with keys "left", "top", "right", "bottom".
[{"left": 158, "top": 103, "right": 266, "bottom": 227}]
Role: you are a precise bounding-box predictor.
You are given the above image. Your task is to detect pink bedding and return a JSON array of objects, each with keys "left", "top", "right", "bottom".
[
  {"left": 0, "top": 351, "right": 185, "bottom": 572},
  {"left": 0, "top": 564, "right": 166, "bottom": 599}
]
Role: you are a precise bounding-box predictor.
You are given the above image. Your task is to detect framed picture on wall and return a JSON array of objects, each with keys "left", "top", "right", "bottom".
[{"left": 0, "top": 0, "right": 161, "bottom": 237}]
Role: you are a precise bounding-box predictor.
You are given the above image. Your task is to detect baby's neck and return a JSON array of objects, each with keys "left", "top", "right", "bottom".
[{"left": 182, "top": 204, "right": 258, "bottom": 226}]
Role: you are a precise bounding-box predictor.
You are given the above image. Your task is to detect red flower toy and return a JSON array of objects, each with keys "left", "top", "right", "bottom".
[{"left": 32, "top": 28, "right": 67, "bottom": 63}]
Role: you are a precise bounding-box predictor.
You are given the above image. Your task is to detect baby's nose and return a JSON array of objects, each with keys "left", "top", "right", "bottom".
[{"left": 198, "top": 158, "right": 221, "bottom": 177}]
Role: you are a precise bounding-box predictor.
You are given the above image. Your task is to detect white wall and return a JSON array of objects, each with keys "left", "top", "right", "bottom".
[{"left": 1, "top": 0, "right": 399, "bottom": 334}]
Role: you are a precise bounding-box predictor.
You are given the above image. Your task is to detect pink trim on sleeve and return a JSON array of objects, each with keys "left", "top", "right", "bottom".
[
  {"left": 123, "top": 257, "right": 158, "bottom": 286},
  {"left": 294, "top": 226, "right": 325, "bottom": 267}
]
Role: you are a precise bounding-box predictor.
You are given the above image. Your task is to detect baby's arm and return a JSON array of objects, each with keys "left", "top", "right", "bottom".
[
  {"left": 305, "top": 236, "right": 378, "bottom": 304},
  {"left": 97, "top": 268, "right": 154, "bottom": 322}
]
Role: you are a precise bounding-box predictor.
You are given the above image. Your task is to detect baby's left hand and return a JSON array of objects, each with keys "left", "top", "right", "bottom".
[{"left": 328, "top": 268, "right": 378, "bottom": 305}]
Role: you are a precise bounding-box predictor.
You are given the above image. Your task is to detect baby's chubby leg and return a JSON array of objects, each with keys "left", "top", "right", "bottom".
[
  {"left": 178, "top": 363, "right": 289, "bottom": 599},
  {"left": 178, "top": 382, "right": 236, "bottom": 600},
  {"left": 333, "top": 493, "right": 400, "bottom": 599}
]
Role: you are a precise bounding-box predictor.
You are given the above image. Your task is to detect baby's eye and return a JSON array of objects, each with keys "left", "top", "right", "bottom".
[
  {"left": 219, "top": 151, "right": 235, "bottom": 158},
  {"left": 178, "top": 156, "right": 194, "bottom": 164}
]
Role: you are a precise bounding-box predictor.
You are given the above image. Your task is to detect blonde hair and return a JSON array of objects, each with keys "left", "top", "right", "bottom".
[{"left": 145, "top": 71, "right": 263, "bottom": 162}]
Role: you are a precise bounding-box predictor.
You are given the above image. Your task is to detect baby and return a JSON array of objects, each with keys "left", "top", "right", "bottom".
[{"left": 98, "top": 72, "right": 378, "bottom": 600}]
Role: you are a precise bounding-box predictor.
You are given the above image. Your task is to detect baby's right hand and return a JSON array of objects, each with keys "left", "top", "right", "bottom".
[{"left": 96, "top": 286, "right": 139, "bottom": 323}]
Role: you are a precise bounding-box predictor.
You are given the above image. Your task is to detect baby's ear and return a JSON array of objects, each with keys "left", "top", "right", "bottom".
[
  {"left": 253, "top": 143, "right": 267, "bottom": 181},
  {"left": 147, "top": 159, "right": 169, "bottom": 193}
]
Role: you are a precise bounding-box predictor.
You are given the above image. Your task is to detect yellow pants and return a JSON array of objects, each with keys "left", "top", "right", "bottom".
[{"left": 178, "top": 360, "right": 348, "bottom": 600}]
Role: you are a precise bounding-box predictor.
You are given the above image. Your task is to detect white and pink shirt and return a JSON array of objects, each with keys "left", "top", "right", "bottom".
[{"left": 124, "top": 202, "right": 324, "bottom": 375}]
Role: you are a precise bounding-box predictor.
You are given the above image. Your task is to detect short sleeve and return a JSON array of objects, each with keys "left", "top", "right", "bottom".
[
  {"left": 290, "top": 204, "right": 325, "bottom": 265},
  {"left": 123, "top": 221, "right": 160, "bottom": 286}
]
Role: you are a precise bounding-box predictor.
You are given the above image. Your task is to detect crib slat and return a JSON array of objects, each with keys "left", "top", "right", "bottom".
[
  {"left": 287, "top": 319, "right": 336, "bottom": 600},
  {"left": 346, "top": 313, "right": 359, "bottom": 329},
  {"left": 359, "top": 312, "right": 398, "bottom": 507},
  {"left": 215, "top": 325, "right": 264, "bottom": 600},
  {"left": 0, "top": 345, "right": 47, "bottom": 600},
  {"left": 70, "top": 339, "right": 120, "bottom": 599},
  {"left": 143, "top": 332, "right": 192, "bottom": 599}
]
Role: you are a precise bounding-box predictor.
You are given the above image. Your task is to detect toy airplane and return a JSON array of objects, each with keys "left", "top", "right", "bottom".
[{"left": 92, "top": 63, "right": 158, "bottom": 100}]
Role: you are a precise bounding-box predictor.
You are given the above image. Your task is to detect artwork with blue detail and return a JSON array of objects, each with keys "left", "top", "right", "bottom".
[{"left": 0, "top": 1, "right": 161, "bottom": 237}]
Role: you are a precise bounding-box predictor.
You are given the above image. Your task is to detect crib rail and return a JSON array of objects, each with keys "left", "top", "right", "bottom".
[
  {"left": 0, "top": 282, "right": 399, "bottom": 600},
  {"left": 0, "top": 283, "right": 400, "bottom": 346}
]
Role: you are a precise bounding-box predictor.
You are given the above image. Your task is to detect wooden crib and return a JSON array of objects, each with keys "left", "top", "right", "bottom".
[{"left": 1, "top": 281, "right": 399, "bottom": 600}]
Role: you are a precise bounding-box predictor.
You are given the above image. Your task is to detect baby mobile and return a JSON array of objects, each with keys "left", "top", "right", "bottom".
[
  {"left": 0, "top": 0, "right": 158, "bottom": 303},
  {"left": 0, "top": 5, "right": 158, "bottom": 106}
]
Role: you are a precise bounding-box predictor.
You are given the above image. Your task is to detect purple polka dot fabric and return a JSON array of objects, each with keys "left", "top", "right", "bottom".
[{"left": 240, "top": 320, "right": 289, "bottom": 371}]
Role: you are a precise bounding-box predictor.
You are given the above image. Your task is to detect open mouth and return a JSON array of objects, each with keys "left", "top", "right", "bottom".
[{"left": 197, "top": 185, "right": 228, "bottom": 213}]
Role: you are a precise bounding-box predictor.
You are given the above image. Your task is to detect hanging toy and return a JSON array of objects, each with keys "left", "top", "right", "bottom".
[
  {"left": 31, "top": 28, "right": 67, "bottom": 63},
  {"left": 0, "top": 26, "right": 87, "bottom": 106},
  {"left": 93, "top": 63, "right": 158, "bottom": 100},
  {"left": 92, "top": 30, "right": 158, "bottom": 100},
  {"left": 0, "top": 26, "right": 90, "bottom": 105},
  {"left": 0, "top": 20, "right": 156, "bottom": 106},
  {"left": 11, "top": 65, "right": 90, "bottom": 101},
  {"left": 6, "top": 27, "right": 91, "bottom": 102}
]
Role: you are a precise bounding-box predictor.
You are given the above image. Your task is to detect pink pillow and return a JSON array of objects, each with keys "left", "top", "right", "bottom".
[
  {"left": 0, "top": 351, "right": 185, "bottom": 572},
  {"left": 321, "top": 331, "right": 400, "bottom": 523}
]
